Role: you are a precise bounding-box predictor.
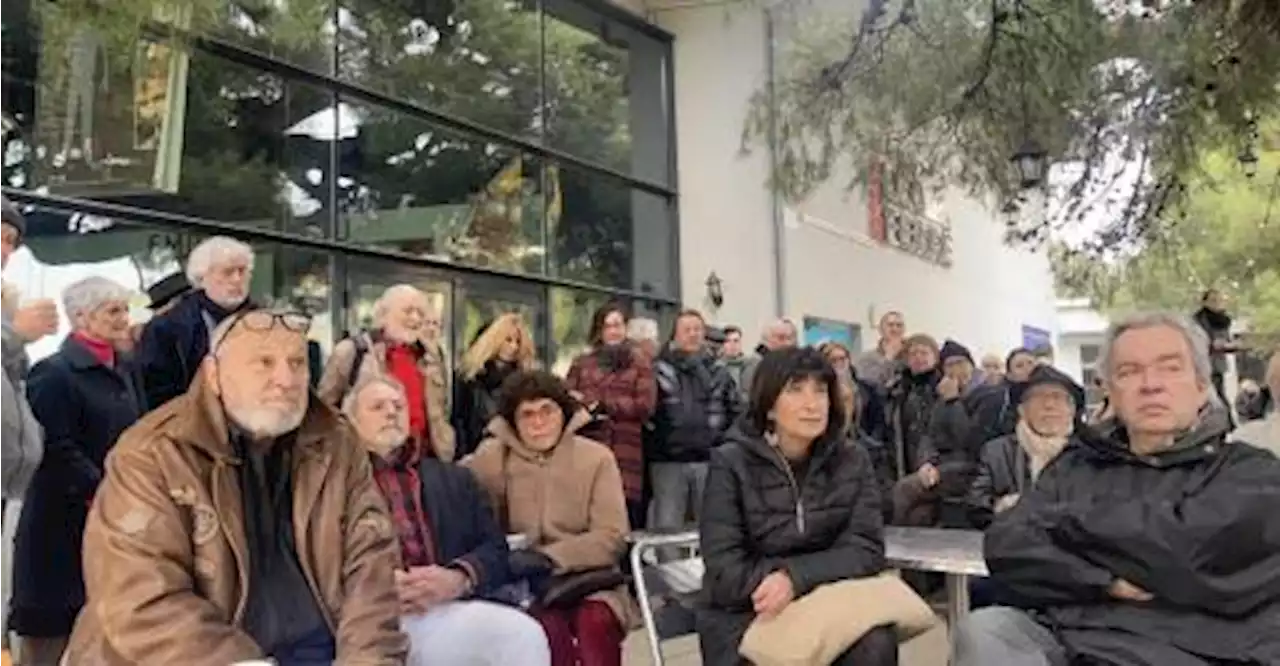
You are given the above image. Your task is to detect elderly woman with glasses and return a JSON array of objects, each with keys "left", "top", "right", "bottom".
[{"left": 9, "top": 276, "right": 145, "bottom": 665}]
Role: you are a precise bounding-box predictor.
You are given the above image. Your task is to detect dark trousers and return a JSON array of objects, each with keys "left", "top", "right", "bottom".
[
  {"left": 1212, "top": 372, "right": 1236, "bottom": 427},
  {"left": 832, "top": 625, "right": 899, "bottom": 666}
]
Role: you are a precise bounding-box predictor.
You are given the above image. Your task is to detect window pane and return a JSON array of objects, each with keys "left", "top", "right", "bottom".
[
  {"left": 1080, "top": 344, "right": 1100, "bottom": 365},
  {"left": 454, "top": 275, "right": 546, "bottom": 366},
  {"left": 340, "top": 99, "right": 546, "bottom": 275},
  {"left": 335, "top": 0, "right": 543, "bottom": 141},
  {"left": 210, "top": 0, "right": 338, "bottom": 76},
  {"left": 5, "top": 39, "right": 334, "bottom": 237},
  {"left": 549, "top": 287, "right": 612, "bottom": 375},
  {"left": 341, "top": 256, "right": 453, "bottom": 360},
  {"left": 551, "top": 166, "right": 675, "bottom": 295},
  {"left": 543, "top": 0, "right": 671, "bottom": 184}
]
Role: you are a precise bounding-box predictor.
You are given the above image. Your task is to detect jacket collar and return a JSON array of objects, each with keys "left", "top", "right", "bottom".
[
  {"left": 727, "top": 419, "right": 843, "bottom": 472},
  {"left": 61, "top": 334, "right": 111, "bottom": 371},
  {"left": 484, "top": 409, "right": 592, "bottom": 462},
  {"left": 173, "top": 376, "right": 340, "bottom": 462},
  {"left": 1079, "top": 402, "right": 1232, "bottom": 467}
]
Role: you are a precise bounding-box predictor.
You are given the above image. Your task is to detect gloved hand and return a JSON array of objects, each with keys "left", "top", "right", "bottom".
[{"left": 508, "top": 549, "right": 556, "bottom": 580}]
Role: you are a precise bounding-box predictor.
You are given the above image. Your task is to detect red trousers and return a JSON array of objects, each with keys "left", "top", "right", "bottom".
[{"left": 532, "top": 600, "right": 624, "bottom": 666}]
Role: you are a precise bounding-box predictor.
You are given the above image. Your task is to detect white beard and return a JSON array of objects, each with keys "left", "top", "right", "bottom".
[{"left": 230, "top": 405, "right": 306, "bottom": 438}]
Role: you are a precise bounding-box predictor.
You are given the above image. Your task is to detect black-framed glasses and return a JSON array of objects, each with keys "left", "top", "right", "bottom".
[{"left": 213, "top": 309, "right": 312, "bottom": 356}]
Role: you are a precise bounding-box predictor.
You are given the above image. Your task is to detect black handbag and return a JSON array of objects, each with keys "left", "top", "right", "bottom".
[{"left": 538, "top": 568, "right": 627, "bottom": 609}]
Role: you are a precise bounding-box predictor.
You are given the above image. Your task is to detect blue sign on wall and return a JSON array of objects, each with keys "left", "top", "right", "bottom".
[
  {"left": 1021, "top": 325, "right": 1053, "bottom": 353},
  {"left": 803, "top": 316, "right": 862, "bottom": 352}
]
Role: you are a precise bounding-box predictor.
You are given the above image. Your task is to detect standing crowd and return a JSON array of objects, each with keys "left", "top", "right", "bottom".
[{"left": 3, "top": 196, "right": 1280, "bottom": 666}]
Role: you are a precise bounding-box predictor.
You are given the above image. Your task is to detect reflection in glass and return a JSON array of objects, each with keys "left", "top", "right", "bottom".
[
  {"left": 549, "top": 287, "right": 609, "bottom": 376},
  {"left": 454, "top": 277, "right": 545, "bottom": 367},
  {"left": 2, "top": 209, "right": 334, "bottom": 360},
  {"left": 336, "top": 0, "right": 543, "bottom": 141},
  {"left": 211, "top": 0, "right": 338, "bottom": 76},
  {"left": 4, "top": 40, "right": 336, "bottom": 237},
  {"left": 341, "top": 100, "right": 547, "bottom": 274},
  {"left": 542, "top": 4, "right": 630, "bottom": 175}
]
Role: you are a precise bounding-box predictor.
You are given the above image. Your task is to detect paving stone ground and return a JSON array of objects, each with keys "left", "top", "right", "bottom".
[{"left": 622, "top": 620, "right": 950, "bottom": 665}]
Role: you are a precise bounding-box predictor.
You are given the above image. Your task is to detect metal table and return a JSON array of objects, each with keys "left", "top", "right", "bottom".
[
  {"left": 627, "top": 527, "right": 988, "bottom": 665},
  {"left": 885, "top": 525, "right": 988, "bottom": 653}
]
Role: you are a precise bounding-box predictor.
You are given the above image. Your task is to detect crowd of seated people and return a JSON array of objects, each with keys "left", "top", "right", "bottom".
[{"left": 4, "top": 198, "right": 1279, "bottom": 664}]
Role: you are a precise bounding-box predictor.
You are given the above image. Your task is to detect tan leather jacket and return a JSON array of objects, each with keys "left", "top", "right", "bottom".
[
  {"left": 64, "top": 378, "right": 407, "bottom": 665},
  {"left": 318, "top": 332, "right": 456, "bottom": 462}
]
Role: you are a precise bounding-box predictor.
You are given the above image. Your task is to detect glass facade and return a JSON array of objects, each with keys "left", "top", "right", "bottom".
[{"left": 2, "top": 0, "right": 678, "bottom": 371}]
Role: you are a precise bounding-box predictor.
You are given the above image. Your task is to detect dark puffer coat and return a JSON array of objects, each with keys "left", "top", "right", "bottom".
[
  {"left": 697, "top": 423, "right": 886, "bottom": 666},
  {"left": 985, "top": 410, "right": 1280, "bottom": 665}
]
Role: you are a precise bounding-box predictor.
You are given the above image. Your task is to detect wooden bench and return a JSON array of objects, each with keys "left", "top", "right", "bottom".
[{"left": 627, "top": 527, "right": 987, "bottom": 666}]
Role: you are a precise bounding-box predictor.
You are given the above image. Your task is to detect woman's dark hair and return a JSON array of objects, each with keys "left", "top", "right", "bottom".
[
  {"left": 747, "top": 346, "right": 846, "bottom": 443},
  {"left": 587, "top": 301, "right": 629, "bottom": 346},
  {"left": 497, "top": 369, "right": 579, "bottom": 427},
  {"left": 1005, "top": 347, "right": 1033, "bottom": 371}
]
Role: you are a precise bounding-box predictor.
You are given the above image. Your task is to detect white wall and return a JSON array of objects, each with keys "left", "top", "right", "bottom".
[{"left": 657, "top": 1, "right": 1058, "bottom": 357}]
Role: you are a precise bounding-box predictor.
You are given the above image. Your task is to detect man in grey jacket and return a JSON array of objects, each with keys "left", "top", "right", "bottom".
[{"left": 2, "top": 198, "right": 58, "bottom": 505}]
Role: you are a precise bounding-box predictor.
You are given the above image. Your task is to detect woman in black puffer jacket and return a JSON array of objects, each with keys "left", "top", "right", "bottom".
[{"left": 697, "top": 347, "right": 895, "bottom": 666}]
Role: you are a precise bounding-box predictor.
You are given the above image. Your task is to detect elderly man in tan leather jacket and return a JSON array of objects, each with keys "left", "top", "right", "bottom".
[{"left": 64, "top": 308, "right": 407, "bottom": 665}]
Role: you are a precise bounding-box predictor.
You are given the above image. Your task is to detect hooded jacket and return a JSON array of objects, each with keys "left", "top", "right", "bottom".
[{"left": 984, "top": 408, "right": 1280, "bottom": 665}]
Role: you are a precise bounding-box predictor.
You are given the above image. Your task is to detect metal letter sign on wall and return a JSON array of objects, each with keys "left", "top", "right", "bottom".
[
  {"left": 866, "top": 159, "right": 953, "bottom": 267},
  {"left": 885, "top": 208, "right": 953, "bottom": 268}
]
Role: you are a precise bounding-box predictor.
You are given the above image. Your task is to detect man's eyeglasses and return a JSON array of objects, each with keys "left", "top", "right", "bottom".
[{"left": 213, "top": 309, "right": 312, "bottom": 356}]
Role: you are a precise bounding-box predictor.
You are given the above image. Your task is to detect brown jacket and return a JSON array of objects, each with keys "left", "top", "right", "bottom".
[
  {"left": 463, "top": 412, "right": 639, "bottom": 629},
  {"left": 64, "top": 377, "right": 407, "bottom": 665},
  {"left": 318, "top": 332, "right": 456, "bottom": 462}
]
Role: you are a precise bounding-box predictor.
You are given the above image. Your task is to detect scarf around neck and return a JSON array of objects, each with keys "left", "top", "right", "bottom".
[{"left": 1016, "top": 419, "right": 1070, "bottom": 481}]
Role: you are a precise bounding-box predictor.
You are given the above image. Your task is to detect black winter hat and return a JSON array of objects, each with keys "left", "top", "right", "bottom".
[
  {"left": 146, "top": 272, "right": 192, "bottom": 310},
  {"left": 1019, "top": 365, "right": 1085, "bottom": 407},
  {"left": 2, "top": 197, "right": 26, "bottom": 238},
  {"left": 938, "top": 339, "right": 974, "bottom": 365}
]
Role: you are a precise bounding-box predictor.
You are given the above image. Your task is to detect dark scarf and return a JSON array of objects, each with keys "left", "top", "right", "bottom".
[
  {"left": 479, "top": 359, "right": 518, "bottom": 392},
  {"left": 196, "top": 289, "right": 248, "bottom": 323},
  {"left": 595, "top": 341, "right": 632, "bottom": 372},
  {"left": 1195, "top": 306, "right": 1232, "bottom": 331},
  {"left": 905, "top": 366, "right": 940, "bottom": 388}
]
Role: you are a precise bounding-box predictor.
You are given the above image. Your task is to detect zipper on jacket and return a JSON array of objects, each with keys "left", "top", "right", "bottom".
[{"left": 767, "top": 444, "right": 806, "bottom": 534}]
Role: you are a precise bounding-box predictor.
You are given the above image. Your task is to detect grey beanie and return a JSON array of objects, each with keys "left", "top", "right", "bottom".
[{"left": 0, "top": 194, "right": 25, "bottom": 239}]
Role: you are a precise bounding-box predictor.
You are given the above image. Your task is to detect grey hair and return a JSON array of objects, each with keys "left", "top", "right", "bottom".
[
  {"left": 1099, "top": 311, "right": 1212, "bottom": 384},
  {"left": 62, "top": 276, "right": 132, "bottom": 320},
  {"left": 341, "top": 374, "right": 406, "bottom": 419},
  {"left": 371, "top": 284, "right": 430, "bottom": 327},
  {"left": 762, "top": 318, "right": 797, "bottom": 340},
  {"left": 627, "top": 317, "right": 659, "bottom": 344},
  {"left": 186, "top": 236, "right": 254, "bottom": 288}
]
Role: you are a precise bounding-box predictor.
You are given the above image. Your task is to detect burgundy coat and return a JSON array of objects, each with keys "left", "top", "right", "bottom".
[{"left": 565, "top": 347, "right": 657, "bottom": 501}]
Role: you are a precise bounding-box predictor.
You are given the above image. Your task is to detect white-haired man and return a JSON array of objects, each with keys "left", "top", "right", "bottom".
[
  {"left": 64, "top": 308, "right": 406, "bottom": 665},
  {"left": 738, "top": 318, "right": 797, "bottom": 398},
  {"left": 318, "top": 284, "right": 456, "bottom": 461},
  {"left": 953, "top": 312, "right": 1280, "bottom": 666},
  {"left": 344, "top": 375, "right": 549, "bottom": 666},
  {"left": 9, "top": 276, "right": 144, "bottom": 665},
  {"left": 138, "top": 235, "right": 255, "bottom": 409}
]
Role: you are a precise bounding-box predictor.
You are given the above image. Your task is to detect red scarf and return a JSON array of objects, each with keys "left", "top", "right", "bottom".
[
  {"left": 72, "top": 331, "right": 115, "bottom": 368},
  {"left": 385, "top": 343, "right": 430, "bottom": 449}
]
